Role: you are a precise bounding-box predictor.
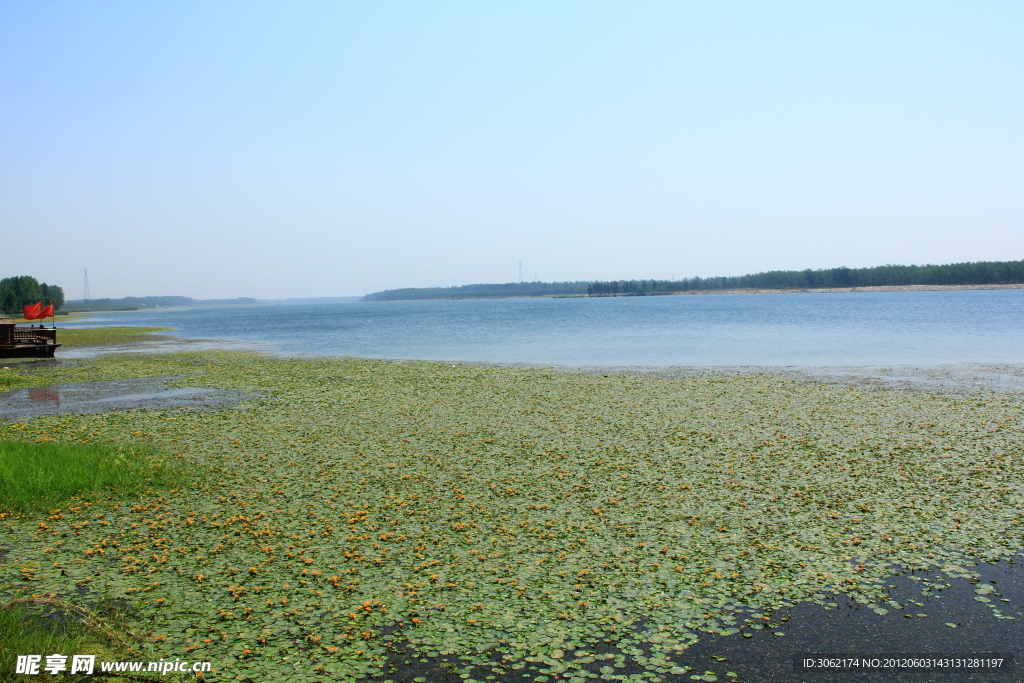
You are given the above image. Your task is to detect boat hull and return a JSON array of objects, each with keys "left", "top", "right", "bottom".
[{"left": 0, "top": 343, "right": 61, "bottom": 359}]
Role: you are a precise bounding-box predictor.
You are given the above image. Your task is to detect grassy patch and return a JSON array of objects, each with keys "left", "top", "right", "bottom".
[
  {"left": 0, "top": 602, "right": 92, "bottom": 682},
  {"left": 0, "top": 598, "right": 142, "bottom": 683},
  {"left": 56, "top": 327, "right": 173, "bottom": 348},
  {"left": 0, "top": 440, "right": 184, "bottom": 513}
]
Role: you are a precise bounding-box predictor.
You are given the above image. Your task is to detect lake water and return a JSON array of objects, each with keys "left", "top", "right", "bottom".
[{"left": 61, "top": 289, "right": 1024, "bottom": 366}]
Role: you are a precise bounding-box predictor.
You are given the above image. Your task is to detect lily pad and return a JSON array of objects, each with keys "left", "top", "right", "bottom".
[{"left": 2, "top": 352, "right": 1023, "bottom": 680}]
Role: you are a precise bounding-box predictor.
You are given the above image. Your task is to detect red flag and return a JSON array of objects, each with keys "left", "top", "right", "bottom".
[
  {"left": 23, "top": 302, "right": 44, "bottom": 320},
  {"left": 39, "top": 303, "right": 55, "bottom": 318}
]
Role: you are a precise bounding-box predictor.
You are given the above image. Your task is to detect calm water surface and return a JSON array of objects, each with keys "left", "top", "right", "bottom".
[{"left": 63, "top": 290, "right": 1024, "bottom": 366}]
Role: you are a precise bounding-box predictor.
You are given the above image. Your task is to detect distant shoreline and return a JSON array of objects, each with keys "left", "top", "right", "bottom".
[
  {"left": 376, "top": 282, "right": 1024, "bottom": 302},
  {"left": 665, "top": 283, "right": 1024, "bottom": 296}
]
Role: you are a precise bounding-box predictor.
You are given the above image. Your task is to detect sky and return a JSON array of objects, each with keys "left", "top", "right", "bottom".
[{"left": 2, "top": 1, "right": 1022, "bottom": 300}]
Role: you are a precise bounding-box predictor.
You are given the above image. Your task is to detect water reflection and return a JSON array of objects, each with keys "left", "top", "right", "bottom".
[{"left": 28, "top": 387, "right": 59, "bottom": 403}]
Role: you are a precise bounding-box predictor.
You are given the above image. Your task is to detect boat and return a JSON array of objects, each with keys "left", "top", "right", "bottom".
[{"left": 0, "top": 317, "right": 61, "bottom": 358}]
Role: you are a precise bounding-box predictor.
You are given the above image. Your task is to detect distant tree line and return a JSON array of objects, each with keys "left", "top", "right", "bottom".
[
  {"left": 62, "top": 296, "right": 258, "bottom": 312},
  {"left": 587, "top": 280, "right": 659, "bottom": 296},
  {"left": 363, "top": 259, "right": 1024, "bottom": 301},
  {"left": 654, "top": 259, "right": 1024, "bottom": 293},
  {"left": 0, "top": 276, "right": 65, "bottom": 314}
]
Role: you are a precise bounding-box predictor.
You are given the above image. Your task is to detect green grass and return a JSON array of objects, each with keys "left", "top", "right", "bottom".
[
  {"left": 0, "top": 597, "right": 145, "bottom": 683},
  {"left": 0, "top": 602, "right": 103, "bottom": 683},
  {"left": 0, "top": 440, "right": 184, "bottom": 513},
  {"left": 0, "top": 602, "right": 90, "bottom": 682}
]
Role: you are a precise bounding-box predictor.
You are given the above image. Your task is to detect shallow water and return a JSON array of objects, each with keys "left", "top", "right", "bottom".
[
  {"left": 61, "top": 289, "right": 1024, "bottom": 367},
  {"left": 55, "top": 337, "right": 272, "bottom": 359},
  {"left": 369, "top": 558, "right": 1023, "bottom": 683},
  {"left": 0, "top": 376, "right": 251, "bottom": 419}
]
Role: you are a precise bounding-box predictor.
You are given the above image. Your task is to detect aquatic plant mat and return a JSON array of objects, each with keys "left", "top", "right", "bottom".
[{"left": 0, "top": 352, "right": 1021, "bottom": 682}]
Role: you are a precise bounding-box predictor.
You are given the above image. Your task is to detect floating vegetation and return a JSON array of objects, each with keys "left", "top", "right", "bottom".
[{"left": 0, "top": 351, "right": 1022, "bottom": 681}]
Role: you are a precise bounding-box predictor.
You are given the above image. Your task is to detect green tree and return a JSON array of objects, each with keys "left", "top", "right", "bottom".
[{"left": 0, "top": 276, "right": 64, "bottom": 314}]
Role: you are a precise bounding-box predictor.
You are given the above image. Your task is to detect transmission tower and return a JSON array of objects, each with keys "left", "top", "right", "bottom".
[
  {"left": 83, "top": 269, "right": 91, "bottom": 301},
  {"left": 518, "top": 261, "right": 523, "bottom": 283}
]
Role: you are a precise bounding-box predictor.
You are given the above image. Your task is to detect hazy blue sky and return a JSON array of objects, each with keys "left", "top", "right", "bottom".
[{"left": 2, "top": 1, "right": 1022, "bottom": 299}]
